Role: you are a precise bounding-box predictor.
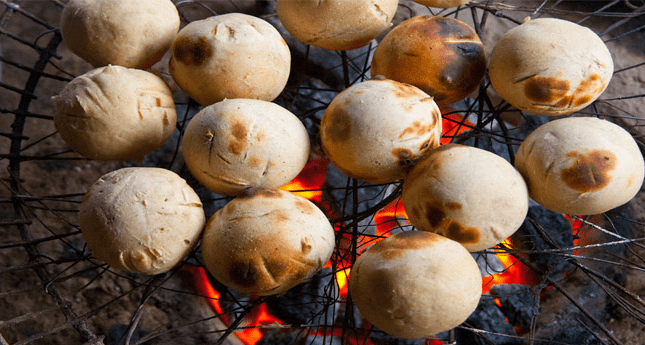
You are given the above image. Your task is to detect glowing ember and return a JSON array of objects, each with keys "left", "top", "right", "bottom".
[
  {"left": 441, "top": 111, "right": 473, "bottom": 144},
  {"left": 482, "top": 239, "right": 541, "bottom": 295}
]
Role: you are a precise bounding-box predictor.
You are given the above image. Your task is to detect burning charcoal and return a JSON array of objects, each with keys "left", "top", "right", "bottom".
[
  {"left": 490, "top": 284, "right": 539, "bottom": 328},
  {"left": 455, "top": 297, "right": 522, "bottom": 345},
  {"left": 510, "top": 203, "right": 574, "bottom": 277},
  {"left": 266, "top": 268, "right": 338, "bottom": 325},
  {"left": 104, "top": 324, "right": 149, "bottom": 345},
  {"left": 324, "top": 164, "right": 392, "bottom": 219}
]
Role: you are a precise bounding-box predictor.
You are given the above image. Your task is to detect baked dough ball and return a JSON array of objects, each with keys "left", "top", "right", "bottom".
[
  {"left": 182, "top": 98, "right": 310, "bottom": 196},
  {"left": 276, "top": 0, "right": 399, "bottom": 51},
  {"left": 488, "top": 18, "right": 613, "bottom": 116},
  {"left": 514, "top": 117, "right": 644, "bottom": 215},
  {"left": 53, "top": 65, "right": 177, "bottom": 161},
  {"left": 412, "top": 0, "right": 471, "bottom": 7},
  {"left": 60, "top": 0, "right": 179, "bottom": 69},
  {"left": 79, "top": 167, "right": 205, "bottom": 275},
  {"left": 371, "top": 16, "right": 486, "bottom": 108},
  {"left": 349, "top": 231, "right": 481, "bottom": 338},
  {"left": 320, "top": 79, "right": 442, "bottom": 184},
  {"left": 402, "top": 144, "right": 529, "bottom": 252},
  {"left": 201, "top": 189, "right": 335, "bottom": 296},
  {"left": 169, "top": 13, "right": 290, "bottom": 106}
]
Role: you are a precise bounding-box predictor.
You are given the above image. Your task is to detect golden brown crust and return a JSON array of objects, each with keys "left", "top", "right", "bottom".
[
  {"left": 514, "top": 117, "right": 644, "bottom": 215},
  {"left": 200, "top": 190, "right": 335, "bottom": 296},
  {"left": 53, "top": 65, "right": 177, "bottom": 161},
  {"left": 79, "top": 167, "right": 205, "bottom": 275},
  {"left": 488, "top": 18, "right": 613, "bottom": 116},
  {"left": 276, "top": 0, "right": 399, "bottom": 51},
  {"left": 349, "top": 231, "right": 481, "bottom": 338},
  {"left": 60, "top": 0, "right": 179, "bottom": 69},
  {"left": 319, "top": 79, "right": 442, "bottom": 184},
  {"left": 402, "top": 144, "right": 529, "bottom": 252},
  {"left": 168, "top": 13, "right": 290, "bottom": 106},
  {"left": 371, "top": 16, "right": 486, "bottom": 108},
  {"left": 181, "top": 99, "right": 310, "bottom": 196}
]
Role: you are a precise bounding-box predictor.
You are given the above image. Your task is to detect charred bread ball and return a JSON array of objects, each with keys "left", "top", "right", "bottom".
[
  {"left": 60, "top": 0, "right": 180, "bottom": 69},
  {"left": 200, "top": 189, "right": 335, "bottom": 296},
  {"left": 276, "top": 0, "right": 399, "bottom": 51},
  {"left": 319, "top": 79, "right": 442, "bottom": 184},
  {"left": 79, "top": 167, "right": 205, "bottom": 275},
  {"left": 349, "top": 231, "right": 482, "bottom": 338},
  {"left": 371, "top": 16, "right": 486, "bottom": 108},
  {"left": 514, "top": 117, "right": 644, "bottom": 215},
  {"left": 53, "top": 65, "right": 177, "bottom": 161},
  {"left": 169, "top": 13, "right": 290, "bottom": 106},
  {"left": 181, "top": 98, "right": 310, "bottom": 196},
  {"left": 402, "top": 144, "right": 529, "bottom": 252},
  {"left": 412, "top": 0, "right": 471, "bottom": 7},
  {"left": 488, "top": 18, "right": 613, "bottom": 116}
]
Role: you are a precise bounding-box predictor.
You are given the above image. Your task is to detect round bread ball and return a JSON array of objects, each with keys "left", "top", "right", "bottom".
[
  {"left": 276, "top": 0, "right": 399, "bottom": 51},
  {"left": 402, "top": 144, "right": 529, "bottom": 252},
  {"left": 79, "top": 167, "right": 205, "bottom": 275},
  {"left": 514, "top": 117, "right": 644, "bottom": 215},
  {"left": 349, "top": 231, "right": 482, "bottom": 338},
  {"left": 488, "top": 18, "right": 613, "bottom": 116},
  {"left": 53, "top": 65, "right": 177, "bottom": 161},
  {"left": 60, "top": 0, "right": 179, "bottom": 69},
  {"left": 320, "top": 79, "right": 442, "bottom": 184},
  {"left": 201, "top": 189, "right": 335, "bottom": 296},
  {"left": 168, "top": 13, "right": 290, "bottom": 106},
  {"left": 412, "top": 0, "right": 471, "bottom": 8},
  {"left": 371, "top": 16, "right": 486, "bottom": 108},
  {"left": 181, "top": 98, "right": 310, "bottom": 196}
]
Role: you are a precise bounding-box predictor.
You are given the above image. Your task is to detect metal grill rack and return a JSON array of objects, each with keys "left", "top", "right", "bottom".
[{"left": 1, "top": 1, "right": 645, "bottom": 344}]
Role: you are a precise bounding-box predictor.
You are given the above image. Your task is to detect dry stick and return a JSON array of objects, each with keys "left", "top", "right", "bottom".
[{"left": 213, "top": 297, "right": 266, "bottom": 345}]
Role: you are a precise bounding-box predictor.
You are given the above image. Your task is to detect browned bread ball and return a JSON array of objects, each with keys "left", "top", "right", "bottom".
[
  {"left": 200, "top": 189, "right": 335, "bottom": 296},
  {"left": 181, "top": 98, "right": 310, "bottom": 196},
  {"left": 79, "top": 167, "right": 205, "bottom": 275},
  {"left": 320, "top": 79, "right": 442, "bottom": 184},
  {"left": 402, "top": 144, "right": 529, "bottom": 252},
  {"left": 276, "top": 0, "right": 399, "bottom": 51},
  {"left": 488, "top": 18, "right": 613, "bottom": 116},
  {"left": 60, "top": 0, "right": 180, "bottom": 69},
  {"left": 349, "top": 231, "right": 482, "bottom": 338},
  {"left": 53, "top": 65, "right": 177, "bottom": 161},
  {"left": 371, "top": 16, "right": 486, "bottom": 108},
  {"left": 514, "top": 117, "right": 644, "bottom": 215},
  {"left": 169, "top": 13, "right": 290, "bottom": 106}
]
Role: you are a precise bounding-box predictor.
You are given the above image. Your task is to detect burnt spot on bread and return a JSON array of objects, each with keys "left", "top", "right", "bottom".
[
  {"left": 323, "top": 108, "right": 352, "bottom": 143},
  {"left": 369, "top": 231, "right": 441, "bottom": 259},
  {"left": 391, "top": 82, "right": 423, "bottom": 99},
  {"left": 229, "top": 260, "right": 261, "bottom": 288},
  {"left": 228, "top": 122, "right": 248, "bottom": 155},
  {"left": 561, "top": 150, "right": 617, "bottom": 192},
  {"left": 173, "top": 35, "right": 212, "bottom": 66},
  {"left": 434, "top": 16, "right": 472, "bottom": 38},
  {"left": 392, "top": 148, "right": 415, "bottom": 167},
  {"left": 439, "top": 43, "right": 486, "bottom": 96},
  {"left": 524, "top": 77, "right": 570, "bottom": 103},
  {"left": 425, "top": 205, "right": 446, "bottom": 228},
  {"left": 398, "top": 118, "right": 438, "bottom": 141},
  {"left": 444, "top": 221, "right": 480, "bottom": 244},
  {"left": 295, "top": 197, "right": 316, "bottom": 214}
]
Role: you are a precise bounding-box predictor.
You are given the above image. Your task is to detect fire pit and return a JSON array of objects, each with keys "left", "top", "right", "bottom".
[{"left": 2, "top": 1, "right": 645, "bottom": 344}]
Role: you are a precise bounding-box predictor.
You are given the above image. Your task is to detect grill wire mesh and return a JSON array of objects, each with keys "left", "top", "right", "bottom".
[{"left": 2, "top": 0, "right": 645, "bottom": 344}]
